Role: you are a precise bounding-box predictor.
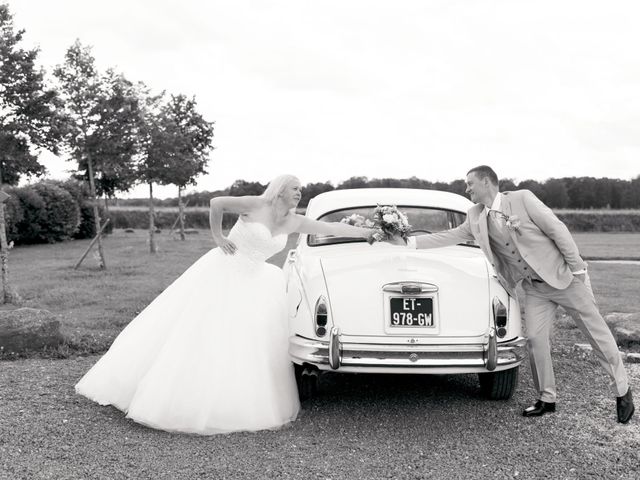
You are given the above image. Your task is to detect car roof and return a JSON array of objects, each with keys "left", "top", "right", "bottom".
[{"left": 306, "top": 188, "right": 473, "bottom": 219}]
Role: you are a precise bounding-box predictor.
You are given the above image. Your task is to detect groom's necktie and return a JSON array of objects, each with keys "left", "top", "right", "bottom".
[{"left": 488, "top": 209, "right": 505, "bottom": 231}]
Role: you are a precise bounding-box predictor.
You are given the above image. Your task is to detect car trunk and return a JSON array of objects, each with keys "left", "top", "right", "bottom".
[{"left": 320, "top": 247, "right": 491, "bottom": 338}]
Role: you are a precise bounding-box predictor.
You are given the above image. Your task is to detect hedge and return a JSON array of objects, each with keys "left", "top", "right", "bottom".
[
  {"left": 108, "top": 208, "right": 640, "bottom": 232},
  {"left": 555, "top": 211, "right": 640, "bottom": 232},
  {"left": 110, "top": 209, "right": 238, "bottom": 230}
]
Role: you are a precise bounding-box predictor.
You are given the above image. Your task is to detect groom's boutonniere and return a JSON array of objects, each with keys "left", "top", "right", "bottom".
[
  {"left": 490, "top": 210, "right": 522, "bottom": 236},
  {"left": 505, "top": 215, "right": 522, "bottom": 236}
]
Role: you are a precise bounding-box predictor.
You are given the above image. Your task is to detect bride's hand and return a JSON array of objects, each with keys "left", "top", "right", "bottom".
[{"left": 216, "top": 237, "right": 237, "bottom": 255}]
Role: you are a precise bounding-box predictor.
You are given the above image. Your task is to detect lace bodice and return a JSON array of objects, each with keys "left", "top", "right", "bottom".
[{"left": 227, "top": 218, "right": 288, "bottom": 263}]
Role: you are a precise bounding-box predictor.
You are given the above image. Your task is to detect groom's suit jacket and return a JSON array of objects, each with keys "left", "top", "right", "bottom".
[{"left": 417, "top": 190, "right": 587, "bottom": 292}]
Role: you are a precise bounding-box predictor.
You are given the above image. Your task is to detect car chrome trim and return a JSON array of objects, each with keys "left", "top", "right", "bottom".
[
  {"left": 382, "top": 282, "right": 439, "bottom": 293},
  {"left": 290, "top": 335, "right": 526, "bottom": 370},
  {"left": 329, "top": 327, "right": 341, "bottom": 370},
  {"left": 485, "top": 327, "right": 497, "bottom": 371}
]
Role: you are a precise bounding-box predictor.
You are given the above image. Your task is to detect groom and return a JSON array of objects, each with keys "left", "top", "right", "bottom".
[{"left": 411, "top": 165, "right": 634, "bottom": 423}]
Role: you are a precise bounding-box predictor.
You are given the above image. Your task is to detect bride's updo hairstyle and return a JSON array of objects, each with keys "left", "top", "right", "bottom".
[{"left": 261, "top": 174, "right": 300, "bottom": 205}]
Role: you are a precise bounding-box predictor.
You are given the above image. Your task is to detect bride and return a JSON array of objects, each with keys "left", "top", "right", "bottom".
[{"left": 75, "top": 174, "right": 374, "bottom": 435}]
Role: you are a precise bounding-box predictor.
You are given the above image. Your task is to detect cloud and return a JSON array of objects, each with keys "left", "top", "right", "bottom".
[{"left": 9, "top": 0, "right": 640, "bottom": 199}]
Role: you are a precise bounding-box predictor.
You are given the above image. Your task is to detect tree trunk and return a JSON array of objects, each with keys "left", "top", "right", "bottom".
[
  {"left": 178, "top": 186, "right": 186, "bottom": 241},
  {"left": 148, "top": 182, "right": 157, "bottom": 253},
  {"left": 86, "top": 155, "right": 107, "bottom": 269},
  {"left": 104, "top": 195, "right": 111, "bottom": 224},
  {"left": 0, "top": 201, "right": 10, "bottom": 304}
]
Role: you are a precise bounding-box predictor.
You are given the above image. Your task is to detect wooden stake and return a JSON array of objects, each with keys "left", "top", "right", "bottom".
[
  {"left": 169, "top": 199, "right": 189, "bottom": 235},
  {"left": 74, "top": 218, "right": 111, "bottom": 270}
]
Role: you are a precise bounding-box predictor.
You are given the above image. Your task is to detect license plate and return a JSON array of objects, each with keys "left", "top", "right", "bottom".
[{"left": 389, "top": 297, "right": 434, "bottom": 327}]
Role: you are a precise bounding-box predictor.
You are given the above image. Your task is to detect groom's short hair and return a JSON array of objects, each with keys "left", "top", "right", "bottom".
[{"left": 467, "top": 165, "right": 499, "bottom": 186}]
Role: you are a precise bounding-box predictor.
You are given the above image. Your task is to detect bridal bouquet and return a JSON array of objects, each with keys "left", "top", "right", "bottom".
[
  {"left": 369, "top": 205, "right": 412, "bottom": 243},
  {"left": 340, "top": 213, "right": 375, "bottom": 228}
]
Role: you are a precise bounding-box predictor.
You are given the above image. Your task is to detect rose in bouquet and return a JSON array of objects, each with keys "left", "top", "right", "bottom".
[{"left": 370, "top": 205, "right": 412, "bottom": 243}]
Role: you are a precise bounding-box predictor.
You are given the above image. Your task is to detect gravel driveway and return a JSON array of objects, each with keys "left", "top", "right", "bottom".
[{"left": 1, "top": 336, "right": 639, "bottom": 480}]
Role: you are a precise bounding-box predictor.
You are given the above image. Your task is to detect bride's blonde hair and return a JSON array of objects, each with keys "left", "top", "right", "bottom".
[{"left": 261, "top": 174, "right": 300, "bottom": 204}]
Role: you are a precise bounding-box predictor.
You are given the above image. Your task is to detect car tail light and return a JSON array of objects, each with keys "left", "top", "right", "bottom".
[
  {"left": 493, "top": 297, "right": 508, "bottom": 338},
  {"left": 315, "top": 297, "right": 328, "bottom": 337}
]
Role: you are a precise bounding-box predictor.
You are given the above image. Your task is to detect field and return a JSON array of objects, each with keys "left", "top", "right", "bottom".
[
  {"left": 2, "top": 229, "right": 640, "bottom": 479},
  {"left": 4, "top": 229, "right": 640, "bottom": 356}
]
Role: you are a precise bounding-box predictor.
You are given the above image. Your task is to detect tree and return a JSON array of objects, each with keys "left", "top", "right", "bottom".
[
  {"left": 300, "top": 181, "right": 334, "bottom": 207},
  {"left": 337, "top": 176, "right": 369, "bottom": 189},
  {"left": 544, "top": 178, "right": 569, "bottom": 208},
  {"left": 621, "top": 176, "right": 640, "bottom": 208},
  {"left": 81, "top": 70, "right": 141, "bottom": 207},
  {"left": 517, "top": 179, "right": 546, "bottom": 203},
  {"left": 228, "top": 179, "right": 265, "bottom": 197},
  {"left": 161, "top": 94, "right": 214, "bottom": 240},
  {"left": 498, "top": 178, "right": 517, "bottom": 192},
  {"left": 0, "top": 4, "right": 64, "bottom": 302},
  {"left": 54, "top": 41, "right": 107, "bottom": 267},
  {"left": 134, "top": 87, "right": 168, "bottom": 253},
  {"left": 54, "top": 42, "right": 140, "bottom": 267},
  {"left": 566, "top": 177, "right": 598, "bottom": 209},
  {"left": 0, "top": 4, "right": 63, "bottom": 185}
]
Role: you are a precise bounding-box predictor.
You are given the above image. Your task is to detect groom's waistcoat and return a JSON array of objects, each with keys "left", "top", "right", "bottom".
[
  {"left": 486, "top": 213, "right": 542, "bottom": 286},
  {"left": 470, "top": 190, "right": 586, "bottom": 290}
]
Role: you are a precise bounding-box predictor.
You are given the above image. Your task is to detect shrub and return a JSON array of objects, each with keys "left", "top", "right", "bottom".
[
  {"left": 12, "top": 187, "right": 47, "bottom": 244},
  {"left": 75, "top": 202, "right": 113, "bottom": 239},
  {"left": 32, "top": 182, "right": 81, "bottom": 243},
  {"left": 2, "top": 187, "right": 24, "bottom": 244},
  {"left": 53, "top": 179, "right": 113, "bottom": 238},
  {"left": 52, "top": 178, "right": 90, "bottom": 204},
  {"left": 555, "top": 211, "right": 640, "bottom": 232}
]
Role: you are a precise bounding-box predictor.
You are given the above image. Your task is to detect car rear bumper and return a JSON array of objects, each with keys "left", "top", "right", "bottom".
[{"left": 289, "top": 329, "right": 527, "bottom": 374}]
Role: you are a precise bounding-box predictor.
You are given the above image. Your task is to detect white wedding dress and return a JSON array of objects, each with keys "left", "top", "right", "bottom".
[{"left": 75, "top": 218, "right": 300, "bottom": 434}]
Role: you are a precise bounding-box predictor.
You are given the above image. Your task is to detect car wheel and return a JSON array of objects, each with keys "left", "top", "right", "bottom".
[
  {"left": 478, "top": 366, "right": 519, "bottom": 400},
  {"left": 294, "top": 364, "right": 319, "bottom": 401}
]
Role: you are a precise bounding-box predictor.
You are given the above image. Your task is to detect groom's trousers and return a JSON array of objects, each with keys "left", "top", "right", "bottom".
[{"left": 521, "top": 275, "right": 629, "bottom": 403}]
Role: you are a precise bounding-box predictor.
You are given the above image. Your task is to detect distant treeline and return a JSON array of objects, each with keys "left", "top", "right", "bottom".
[{"left": 114, "top": 175, "right": 640, "bottom": 209}]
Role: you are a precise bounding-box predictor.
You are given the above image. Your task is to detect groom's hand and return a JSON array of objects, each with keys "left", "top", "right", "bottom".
[{"left": 385, "top": 234, "right": 406, "bottom": 246}]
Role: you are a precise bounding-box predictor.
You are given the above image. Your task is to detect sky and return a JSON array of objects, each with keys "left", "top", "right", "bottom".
[{"left": 9, "top": 0, "right": 640, "bottom": 198}]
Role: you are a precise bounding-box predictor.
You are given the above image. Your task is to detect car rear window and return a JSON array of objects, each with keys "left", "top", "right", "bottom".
[{"left": 308, "top": 206, "right": 467, "bottom": 246}]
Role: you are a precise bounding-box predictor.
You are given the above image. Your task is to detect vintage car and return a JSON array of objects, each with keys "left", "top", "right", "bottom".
[{"left": 282, "top": 188, "right": 526, "bottom": 400}]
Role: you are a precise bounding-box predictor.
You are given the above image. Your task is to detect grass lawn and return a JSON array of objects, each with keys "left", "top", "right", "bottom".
[
  {"left": 573, "top": 232, "right": 640, "bottom": 260},
  {"left": 4, "top": 229, "right": 639, "bottom": 355}
]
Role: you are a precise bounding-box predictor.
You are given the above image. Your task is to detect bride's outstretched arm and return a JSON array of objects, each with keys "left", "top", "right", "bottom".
[
  {"left": 292, "top": 214, "right": 373, "bottom": 239},
  {"left": 209, "top": 195, "right": 263, "bottom": 254}
]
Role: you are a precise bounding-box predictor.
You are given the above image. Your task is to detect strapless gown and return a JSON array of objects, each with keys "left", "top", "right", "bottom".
[{"left": 75, "top": 218, "right": 300, "bottom": 434}]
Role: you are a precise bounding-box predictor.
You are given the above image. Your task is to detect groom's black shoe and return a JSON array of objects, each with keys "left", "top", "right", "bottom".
[
  {"left": 522, "top": 400, "right": 556, "bottom": 417},
  {"left": 617, "top": 388, "right": 634, "bottom": 424}
]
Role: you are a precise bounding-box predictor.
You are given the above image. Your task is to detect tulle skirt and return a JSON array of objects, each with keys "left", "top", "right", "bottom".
[{"left": 75, "top": 248, "right": 300, "bottom": 435}]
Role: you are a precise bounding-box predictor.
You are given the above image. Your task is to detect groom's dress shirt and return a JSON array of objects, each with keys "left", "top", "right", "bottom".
[{"left": 484, "top": 194, "right": 542, "bottom": 286}]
